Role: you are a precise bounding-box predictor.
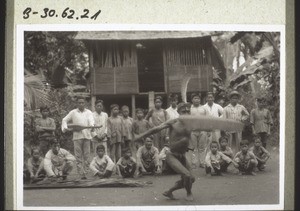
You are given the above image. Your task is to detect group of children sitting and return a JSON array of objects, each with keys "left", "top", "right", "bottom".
[
  {"left": 24, "top": 135, "right": 167, "bottom": 183},
  {"left": 24, "top": 131, "right": 270, "bottom": 184},
  {"left": 205, "top": 134, "right": 270, "bottom": 176}
]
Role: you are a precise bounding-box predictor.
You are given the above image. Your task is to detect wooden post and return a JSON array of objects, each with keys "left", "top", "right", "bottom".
[
  {"left": 148, "top": 91, "right": 155, "bottom": 110},
  {"left": 89, "top": 43, "right": 96, "bottom": 111},
  {"left": 91, "top": 96, "right": 96, "bottom": 112},
  {"left": 131, "top": 95, "right": 136, "bottom": 119}
]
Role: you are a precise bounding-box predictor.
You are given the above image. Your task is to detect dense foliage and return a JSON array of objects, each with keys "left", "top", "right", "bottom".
[{"left": 212, "top": 32, "right": 280, "bottom": 145}]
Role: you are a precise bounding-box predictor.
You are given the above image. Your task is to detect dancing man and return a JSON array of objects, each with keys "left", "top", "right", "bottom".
[{"left": 135, "top": 102, "right": 195, "bottom": 201}]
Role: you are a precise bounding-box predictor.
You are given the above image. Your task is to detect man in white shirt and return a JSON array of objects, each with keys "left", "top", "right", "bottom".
[
  {"left": 91, "top": 100, "right": 108, "bottom": 156},
  {"left": 61, "top": 96, "right": 94, "bottom": 179},
  {"left": 166, "top": 94, "right": 179, "bottom": 120},
  {"left": 189, "top": 93, "right": 207, "bottom": 168},
  {"left": 203, "top": 92, "right": 224, "bottom": 144}
]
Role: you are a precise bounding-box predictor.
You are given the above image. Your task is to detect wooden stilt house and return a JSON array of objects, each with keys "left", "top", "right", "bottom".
[{"left": 75, "top": 31, "right": 225, "bottom": 117}]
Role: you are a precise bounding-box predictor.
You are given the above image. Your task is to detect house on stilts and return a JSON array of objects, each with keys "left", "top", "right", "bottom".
[{"left": 75, "top": 31, "right": 226, "bottom": 117}]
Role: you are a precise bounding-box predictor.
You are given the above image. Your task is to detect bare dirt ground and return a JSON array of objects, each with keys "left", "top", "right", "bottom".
[{"left": 23, "top": 148, "right": 280, "bottom": 208}]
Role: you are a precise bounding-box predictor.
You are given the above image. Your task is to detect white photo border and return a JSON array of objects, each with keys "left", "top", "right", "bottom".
[{"left": 16, "top": 24, "right": 285, "bottom": 210}]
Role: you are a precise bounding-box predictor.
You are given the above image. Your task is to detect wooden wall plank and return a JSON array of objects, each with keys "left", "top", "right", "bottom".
[
  {"left": 167, "top": 65, "right": 213, "bottom": 93},
  {"left": 93, "top": 67, "right": 139, "bottom": 95}
]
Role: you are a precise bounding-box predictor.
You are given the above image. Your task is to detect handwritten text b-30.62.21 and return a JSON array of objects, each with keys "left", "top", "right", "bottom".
[{"left": 23, "top": 7, "right": 101, "bottom": 20}]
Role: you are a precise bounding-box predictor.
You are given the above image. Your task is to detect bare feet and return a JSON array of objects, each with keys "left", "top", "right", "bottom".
[
  {"left": 185, "top": 194, "right": 194, "bottom": 201},
  {"left": 162, "top": 191, "right": 176, "bottom": 200}
]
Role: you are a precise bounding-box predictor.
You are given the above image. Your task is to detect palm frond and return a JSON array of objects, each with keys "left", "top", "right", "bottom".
[{"left": 24, "top": 74, "right": 52, "bottom": 110}]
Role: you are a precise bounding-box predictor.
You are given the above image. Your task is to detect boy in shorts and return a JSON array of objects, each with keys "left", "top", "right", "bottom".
[
  {"left": 116, "top": 148, "right": 137, "bottom": 178},
  {"left": 234, "top": 140, "right": 258, "bottom": 175},
  {"left": 205, "top": 141, "right": 238, "bottom": 176},
  {"left": 250, "top": 136, "right": 270, "bottom": 171},
  {"left": 90, "top": 145, "right": 115, "bottom": 178}
]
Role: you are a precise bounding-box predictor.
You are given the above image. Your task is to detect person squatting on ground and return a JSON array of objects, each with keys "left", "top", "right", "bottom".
[
  {"left": 158, "top": 143, "right": 177, "bottom": 175},
  {"left": 250, "top": 97, "right": 273, "bottom": 149},
  {"left": 134, "top": 102, "right": 197, "bottom": 201},
  {"left": 234, "top": 140, "right": 258, "bottom": 175},
  {"left": 35, "top": 105, "right": 56, "bottom": 156},
  {"left": 136, "top": 137, "right": 161, "bottom": 175},
  {"left": 205, "top": 141, "right": 238, "bottom": 176},
  {"left": 223, "top": 91, "right": 249, "bottom": 153},
  {"left": 189, "top": 93, "right": 208, "bottom": 168},
  {"left": 203, "top": 92, "right": 224, "bottom": 147},
  {"left": 116, "top": 148, "right": 137, "bottom": 178},
  {"left": 44, "top": 140, "right": 76, "bottom": 180},
  {"left": 89, "top": 145, "right": 115, "bottom": 179},
  {"left": 132, "top": 108, "right": 152, "bottom": 151},
  {"left": 121, "top": 105, "right": 135, "bottom": 155},
  {"left": 249, "top": 136, "right": 270, "bottom": 171},
  {"left": 61, "top": 96, "right": 94, "bottom": 179},
  {"left": 136, "top": 136, "right": 160, "bottom": 175},
  {"left": 219, "top": 135, "right": 234, "bottom": 159},
  {"left": 91, "top": 99, "right": 109, "bottom": 157},
  {"left": 24, "top": 148, "right": 46, "bottom": 183},
  {"left": 145, "top": 95, "right": 169, "bottom": 151},
  {"left": 107, "top": 104, "right": 126, "bottom": 163}
]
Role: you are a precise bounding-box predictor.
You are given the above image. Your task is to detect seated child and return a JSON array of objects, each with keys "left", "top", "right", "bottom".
[
  {"left": 44, "top": 140, "right": 76, "bottom": 180},
  {"left": 90, "top": 145, "right": 115, "bottom": 178},
  {"left": 24, "top": 148, "right": 46, "bottom": 183},
  {"left": 116, "top": 148, "right": 137, "bottom": 178},
  {"left": 250, "top": 136, "right": 270, "bottom": 171},
  {"left": 136, "top": 136, "right": 161, "bottom": 175},
  {"left": 205, "top": 141, "right": 238, "bottom": 176},
  {"left": 158, "top": 143, "right": 175, "bottom": 174},
  {"left": 219, "top": 135, "right": 234, "bottom": 159},
  {"left": 234, "top": 140, "right": 258, "bottom": 175}
]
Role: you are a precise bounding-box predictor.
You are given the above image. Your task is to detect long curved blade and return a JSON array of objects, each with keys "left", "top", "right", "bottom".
[
  {"left": 181, "top": 73, "right": 192, "bottom": 103},
  {"left": 178, "top": 115, "right": 244, "bottom": 132}
]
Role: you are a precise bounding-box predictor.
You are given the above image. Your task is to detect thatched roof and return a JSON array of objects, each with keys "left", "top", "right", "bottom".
[{"left": 75, "top": 31, "right": 220, "bottom": 41}]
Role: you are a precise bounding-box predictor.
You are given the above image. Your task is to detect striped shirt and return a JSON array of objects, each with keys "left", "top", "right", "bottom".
[{"left": 223, "top": 104, "right": 249, "bottom": 122}]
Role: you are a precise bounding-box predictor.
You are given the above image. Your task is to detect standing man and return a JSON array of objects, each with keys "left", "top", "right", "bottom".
[
  {"left": 250, "top": 97, "right": 273, "bottom": 149},
  {"left": 61, "top": 96, "right": 94, "bottom": 179},
  {"left": 121, "top": 105, "right": 135, "bottom": 154},
  {"left": 203, "top": 92, "right": 224, "bottom": 145},
  {"left": 166, "top": 94, "right": 179, "bottom": 120},
  {"left": 223, "top": 91, "right": 249, "bottom": 153},
  {"left": 190, "top": 93, "right": 207, "bottom": 168},
  {"left": 145, "top": 96, "right": 169, "bottom": 151},
  {"left": 35, "top": 105, "right": 56, "bottom": 156},
  {"left": 91, "top": 99, "right": 108, "bottom": 156}
]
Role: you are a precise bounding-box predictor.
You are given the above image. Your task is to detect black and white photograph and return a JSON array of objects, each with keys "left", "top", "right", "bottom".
[{"left": 16, "top": 25, "right": 285, "bottom": 210}]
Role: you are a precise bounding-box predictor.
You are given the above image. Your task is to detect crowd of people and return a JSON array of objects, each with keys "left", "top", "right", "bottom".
[{"left": 24, "top": 90, "right": 273, "bottom": 200}]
